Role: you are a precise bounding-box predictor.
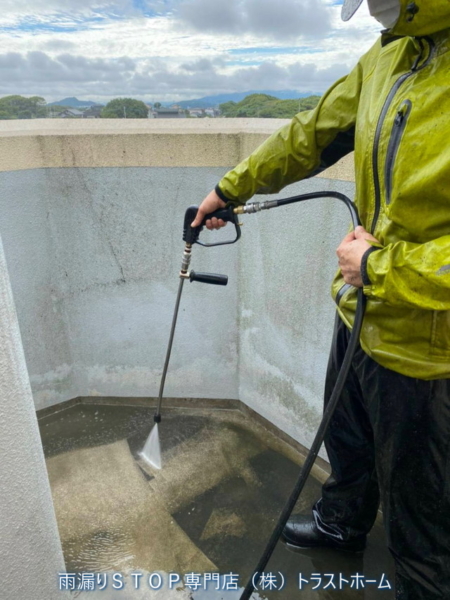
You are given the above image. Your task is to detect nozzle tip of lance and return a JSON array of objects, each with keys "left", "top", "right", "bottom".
[{"left": 154, "top": 414, "right": 162, "bottom": 424}]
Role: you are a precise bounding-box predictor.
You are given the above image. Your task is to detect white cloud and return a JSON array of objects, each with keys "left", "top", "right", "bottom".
[
  {"left": 177, "top": 0, "right": 332, "bottom": 40},
  {"left": 0, "top": 0, "right": 381, "bottom": 102},
  {"left": 0, "top": 0, "right": 130, "bottom": 20},
  {"left": 0, "top": 48, "right": 354, "bottom": 102}
]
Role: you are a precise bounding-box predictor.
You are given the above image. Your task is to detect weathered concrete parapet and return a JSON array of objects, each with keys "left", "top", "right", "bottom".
[
  {"left": 0, "top": 235, "right": 65, "bottom": 599},
  {"left": 0, "top": 118, "right": 355, "bottom": 452},
  {"left": 0, "top": 119, "right": 354, "bottom": 181}
]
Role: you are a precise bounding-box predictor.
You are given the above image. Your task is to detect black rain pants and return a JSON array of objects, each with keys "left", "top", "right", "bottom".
[{"left": 314, "top": 315, "right": 450, "bottom": 599}]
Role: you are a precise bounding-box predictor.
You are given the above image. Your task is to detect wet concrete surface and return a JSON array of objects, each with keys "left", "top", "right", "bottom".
[{"left": 39, "top": 404, "right": 395, "bottom": 599}]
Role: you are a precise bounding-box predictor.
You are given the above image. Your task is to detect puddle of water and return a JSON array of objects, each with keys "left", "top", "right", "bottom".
[
  {"left": 71, "top": 571, "right": 264, "bottom": 600},
  {"left": 40, "top": 404, "right": 395, "bottom": 600}
]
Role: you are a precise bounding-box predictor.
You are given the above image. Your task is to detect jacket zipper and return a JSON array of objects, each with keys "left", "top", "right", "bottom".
[
  {"left": 385, "top": 100, "right": 412, "bottom": 205},
  {"left": 370, "top": 37, "right": 434, "bottom": 235}
]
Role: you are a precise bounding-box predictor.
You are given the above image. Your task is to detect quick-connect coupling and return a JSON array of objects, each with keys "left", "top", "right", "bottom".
[{"left": 234, "top": 200, "right": 279, "bottom": 214}]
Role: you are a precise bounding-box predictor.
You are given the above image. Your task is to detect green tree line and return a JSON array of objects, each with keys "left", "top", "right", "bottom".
[
  {"left": 100, "top": 98, "right": 148, "bottom": 118},
  {"left": 0, "top": 93, "right": 321, "bottom": 120},
  {"left": 0, "top": 96, "right": 152, "bottom": 119},
  {"left": 219, "top": 93, "right": 321, "bottom": 118},
  {"left": 0, "top": 95, "right": 150, "bottom": 119},
  {"left": 0, "top": 95, "right": 47, "bottom": 119}
]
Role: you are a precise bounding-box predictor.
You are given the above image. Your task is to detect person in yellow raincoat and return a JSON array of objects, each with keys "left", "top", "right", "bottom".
[{"left": 192, "top": 1, "right": 450, "bottom": 597}]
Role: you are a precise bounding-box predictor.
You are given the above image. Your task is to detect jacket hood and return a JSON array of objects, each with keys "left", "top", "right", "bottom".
[{"left": 389, "top": 0, "right": 450, "bottom": 36}]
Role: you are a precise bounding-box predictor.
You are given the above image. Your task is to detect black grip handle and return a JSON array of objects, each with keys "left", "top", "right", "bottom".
[
  {"left": 183, "top": 205, "right": 238, "bottom": 245},
  {"left": 189, "top": 271, "right": 228, "bottom": 286}
]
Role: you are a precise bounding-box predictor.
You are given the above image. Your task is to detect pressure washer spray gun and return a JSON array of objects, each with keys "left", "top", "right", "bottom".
[
  {"left": 141, "top": 191, "right": 365, "bottom": 600},
  {"left": 140, "top": 203, "right": 242, "bottom": 470}
]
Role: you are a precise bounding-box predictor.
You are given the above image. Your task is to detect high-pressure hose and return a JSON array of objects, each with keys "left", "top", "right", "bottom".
[
  {"left": 234, "top": 190, "right": 360, "bottom": 226},
  {"left": 232, "top": 191, "right": 365, "bottom": 600},
  {"left": 240, "top": 291, "right": 366, "bottom": 599}
]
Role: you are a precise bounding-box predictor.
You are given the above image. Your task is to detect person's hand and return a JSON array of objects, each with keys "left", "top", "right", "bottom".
[
  {"left": 336, "top": 226, "right": 380, "bottom": 287},
  {"left": 191, "top": 189, "right": 227, "bottom": 230}
]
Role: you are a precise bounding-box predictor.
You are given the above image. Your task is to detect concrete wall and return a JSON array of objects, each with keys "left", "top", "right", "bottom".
[
  {"left": 237, "top": 177, "right": 354, "bottom": 449},
  {"left": 0, "top": 235, "right": 65, "bottom": 600},
  {"left": 0, "top": 166, "right": 239, "bottom": 408},
  {"left": 0, "top": 120, "right": 355, "bottom": 448}
]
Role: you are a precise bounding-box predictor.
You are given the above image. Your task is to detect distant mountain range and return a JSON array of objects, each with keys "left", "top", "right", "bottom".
[
  {"left": 48, "top": 97, "right": 100, "bottom": 108},
  {"left": 166, "top": 90, "right": 318, "bottom": 108},
  {"left": 48, "top": 91, "right": 318, "bottom": 110}
]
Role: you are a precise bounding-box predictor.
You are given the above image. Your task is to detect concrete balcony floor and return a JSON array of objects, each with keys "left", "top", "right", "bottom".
[{"left": 39, "top": 402, "right": 394, "bottom": 599}]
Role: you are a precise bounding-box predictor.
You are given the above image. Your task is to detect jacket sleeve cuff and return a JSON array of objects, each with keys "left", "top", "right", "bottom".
[
  {"left": 361, "top": 246, "right": 379, "bottom": 286},
  {"left": 215, "top": 184, "right": 236, "bottom": 205}
]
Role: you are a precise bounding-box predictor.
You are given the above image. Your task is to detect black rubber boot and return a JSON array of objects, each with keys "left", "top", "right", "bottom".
[{"left": 282, "top": 515, "right": 366, "bottom": 553}]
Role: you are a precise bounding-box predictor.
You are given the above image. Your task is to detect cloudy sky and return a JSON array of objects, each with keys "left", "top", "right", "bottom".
[{"left": 0, "top": 0, "right": 381, "bottom": 103}]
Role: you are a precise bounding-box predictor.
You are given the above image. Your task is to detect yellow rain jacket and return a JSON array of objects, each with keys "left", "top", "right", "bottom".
[{"left": 216, "top": 1, "right": 450, "bottom": 380}]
